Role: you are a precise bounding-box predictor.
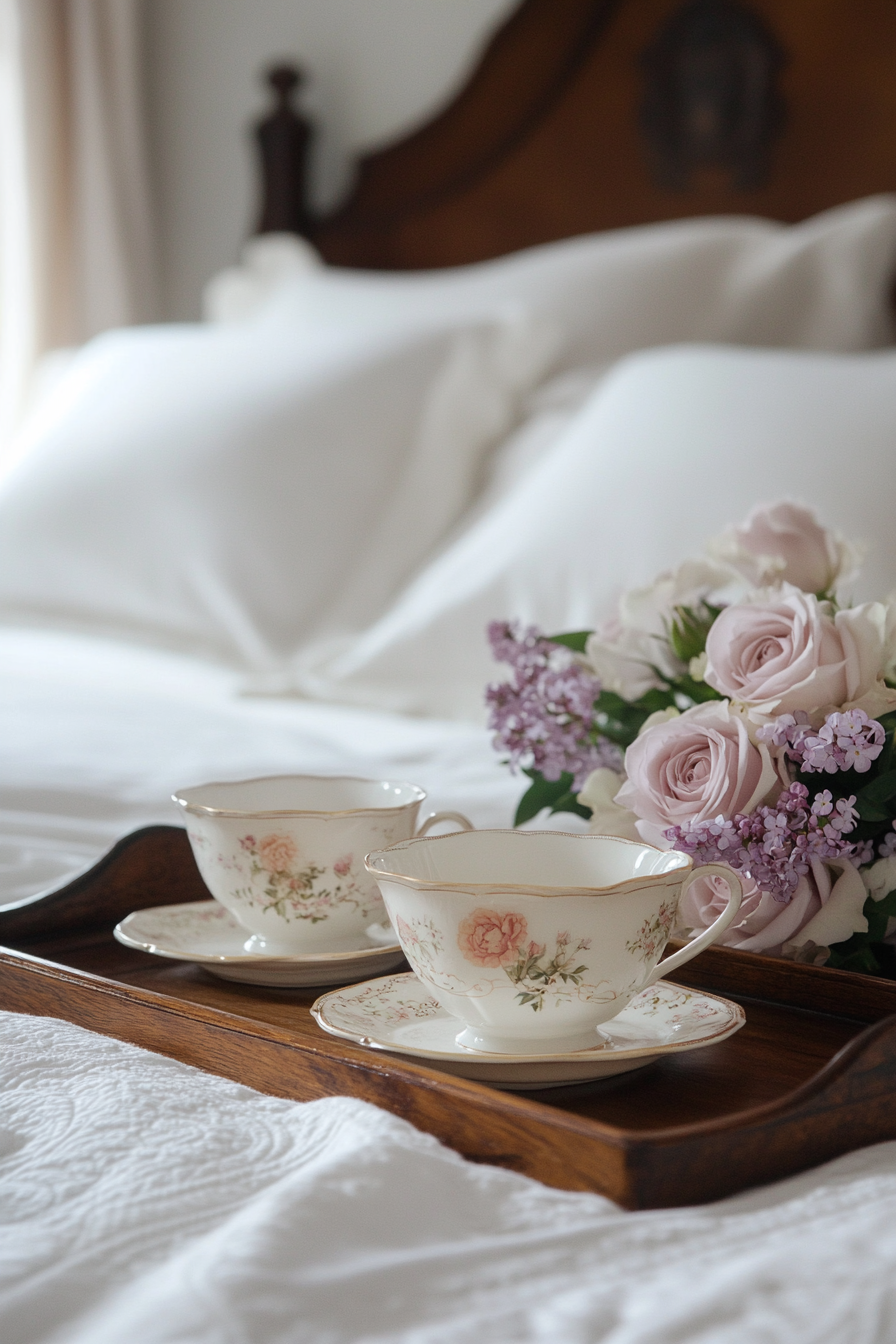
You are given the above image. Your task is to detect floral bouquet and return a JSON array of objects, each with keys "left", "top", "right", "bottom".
[{"left": 486, "top": 502, "right": 896, "bottom": 976}]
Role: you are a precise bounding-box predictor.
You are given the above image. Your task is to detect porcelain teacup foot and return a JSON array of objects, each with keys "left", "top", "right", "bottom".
[{"left": 453, "top": 1024, "right": 610, "bottom": 1056}]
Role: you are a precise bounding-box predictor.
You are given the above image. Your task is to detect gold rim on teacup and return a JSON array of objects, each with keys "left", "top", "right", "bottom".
[
  {"left": 365, "top": 828, "right": 692, "bottom": 898},
  {"left": 173, "top": 774, "right": 427, "bottom": 820}
]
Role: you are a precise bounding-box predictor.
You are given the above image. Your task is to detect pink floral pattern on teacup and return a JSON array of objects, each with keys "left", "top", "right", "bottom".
[
  {"left": 255, "top": 833, "right": 299, "bottom": 874},
  {"left": 234, "top": 834, "right": 379, "bottom": 925},
  {"left": 625, "top": 900, "right": 677, "bottom": 963},
  {"left": 457, "top": 909, "right": 528, "bottom": 966},
  {"left": 455, "top": 909, "right": 604, "bottom": 1013}
]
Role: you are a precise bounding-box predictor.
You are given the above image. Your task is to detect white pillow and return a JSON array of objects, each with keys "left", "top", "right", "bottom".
[
  {"left": 234, "top": 197, "right": 896, "bottom": 364},
  {"left": 0, "top": 314, "right": 549, "bottom": 665},
  {"left": 281, "top": 344, "right": 896, "bottom": 719}
]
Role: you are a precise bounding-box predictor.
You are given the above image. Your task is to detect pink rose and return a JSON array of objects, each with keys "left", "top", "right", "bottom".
[
  {"left": 716, "top": 501, "right": 855, "bottom": 595},
  {"left": 333, "top": 855, "right": 352, "bottom": 878},
  {"left": 615, "top": 701, "right": 776, "bottom": 847},
  {"left": 680, "top": 857, "right": 868, "bottom": 956},
  {"left": 704, "top": 589, "right": 886, "bottom": 717},
  {"left": 457, "top": 909, "right": 527, "bottom": 967},
  {"left": 257, "top": 832, "right": 298, "bottom": 874}
]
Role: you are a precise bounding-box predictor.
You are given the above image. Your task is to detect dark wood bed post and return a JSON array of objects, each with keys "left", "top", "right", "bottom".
[{"left": 255, "top": 64, "right": 312, "bottom": 237}]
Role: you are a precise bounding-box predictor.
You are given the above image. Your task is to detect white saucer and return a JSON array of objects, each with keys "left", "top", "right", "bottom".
[
  {"left": 114, "top": 900, "right": 405, "bottom": 987},
  {"left": 312, "top": 973, "right": 745, "bottom": 1089}
]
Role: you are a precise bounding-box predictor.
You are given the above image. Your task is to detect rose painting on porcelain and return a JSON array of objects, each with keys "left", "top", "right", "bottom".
[
  {"left": 456, "top": 908, "right": 600, "bottom": 1012},
  {"left": 486, "top": 501, "right": 896, "bottom": 978},
  {"left": 236, "top": 834, "right": 375, "bottom": 925}
]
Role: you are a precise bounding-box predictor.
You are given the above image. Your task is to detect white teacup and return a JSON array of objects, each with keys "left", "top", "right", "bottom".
[
  {"left": 174, "top": 775, "right": 471, "bottom": 953},
  {"left": 366, "top": 830, "right": 742, "bottom": 1054}
]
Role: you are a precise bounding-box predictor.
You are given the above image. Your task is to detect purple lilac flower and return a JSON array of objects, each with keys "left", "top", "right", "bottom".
[
  {"left": 665, "top": 782, "right": 859, "bottom": 904},
  {"left": 854, "top": 839, "right": 876, "bottom": 866},
  {"left": 485, "top": 621, "right": 621, "bottom": 790},
  {"left": 757, "top": 709, "right": 885, "bottom": 774}
]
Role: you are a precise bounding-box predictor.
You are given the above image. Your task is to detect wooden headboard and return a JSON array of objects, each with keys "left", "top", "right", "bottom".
[{"left": 254, "top": 0, "right": 896, "bottom": 270}]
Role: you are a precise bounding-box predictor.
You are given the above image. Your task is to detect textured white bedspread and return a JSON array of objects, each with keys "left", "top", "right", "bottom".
[{"left": 0, "top": 1009, "right": 894, "bottom": 1344}]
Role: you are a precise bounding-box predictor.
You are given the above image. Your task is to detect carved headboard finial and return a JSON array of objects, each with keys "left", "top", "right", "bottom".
[
  {"left": 255, "top": 63, "right": 312, "bottom": 236},
  {"left": 640, "top": 0, "right": 787, "bottom": 192}
]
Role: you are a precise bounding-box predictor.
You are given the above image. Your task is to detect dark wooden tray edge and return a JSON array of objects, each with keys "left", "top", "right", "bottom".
[{"left": 2, "top": 826, "right": 893, "bottom": 1024}]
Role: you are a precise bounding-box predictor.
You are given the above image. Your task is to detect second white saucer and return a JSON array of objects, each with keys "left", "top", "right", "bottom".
[
  {"left": 114, "top": 900, "right": 405, "bottom": 987},
  {"left": 311, "top": 972, "right": 745, "bottom": 1089}
]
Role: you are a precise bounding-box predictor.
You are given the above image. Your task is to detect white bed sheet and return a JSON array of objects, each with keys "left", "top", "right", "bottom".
[
  {"left": 0, "top": 624, "right": 523, "bottom": 906},
  {"left": 1, "top": 1008, "right": 895, "bottom": 1344}
]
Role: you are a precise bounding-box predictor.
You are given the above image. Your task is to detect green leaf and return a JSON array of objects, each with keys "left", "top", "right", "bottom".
[
  {"left": 667, "top": 603, "right": 722, "bottom": 664},
  {"left": 595, "top": 690, "right": 637, "bottom": 718},
  {"left": 827, "top": 945, "right": 884, "bottom": 976},
  {"left": 513, "top": 771, "right": 578, "bottom": 826},
  {"left": 860, "top": 770, "right": 896, "bottom": 804},
  {"left": 856, "top": 770, "right": 896, "bottom": 822},
  {"left": 667, "top": 674, "right": 725, "bottom": 705},
  {"left": 592, "top": 690, "right": 656, "bottom": 749},
  {"left": 548, "top": 790, "right": 593, "bottom": 821},
  {"left": 865, "top": 888, "right": 896, "bottom": 942},
  {"left": 637, "top": 687, "right": 680, "bottom": 713},
  {"left": 826, "top": 889, "right": 896, "bottom": 979},
  {"left": 546, "top": 631, "right": 593, "bottom": 653}
]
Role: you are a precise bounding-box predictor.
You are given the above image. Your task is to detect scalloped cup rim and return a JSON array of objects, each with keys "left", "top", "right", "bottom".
[
  {"left": 364, "top": 828, "right": 692, "bottom": 898},
  {"left": 173, "top": 773, "right": 427, "bottom": 819}
]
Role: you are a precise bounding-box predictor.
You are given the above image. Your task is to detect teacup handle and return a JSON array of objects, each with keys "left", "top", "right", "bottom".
[
  {"left": 642, "top": 863, "right": 743, "bottom": 989},
  {"left": 415, "top": 811, "right": 474, "bottom": 837}
]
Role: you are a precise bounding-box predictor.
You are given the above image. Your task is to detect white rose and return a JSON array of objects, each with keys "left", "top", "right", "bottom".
[
  {"left": 577, "top": 768, "right": 642, "bottom": 841},
  {"left": 883, "top": 596, "right": 896, "bottom": 684},
  {"left": 863, "top": 856, "right": 896, "bottom": 940},
  {"left": 585, "top": 558, "right": 734, "bottom": 699},
  {"left": 864, "top": 855, "right": 896, "bottom": 902},
  {"left": 782, "top": 857, "right": 869, "bottom": 956}
]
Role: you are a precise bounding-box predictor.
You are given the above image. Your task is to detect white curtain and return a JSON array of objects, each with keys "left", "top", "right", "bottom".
[{"left": 0, "top": 0, "right": 156, "bottom": 452}]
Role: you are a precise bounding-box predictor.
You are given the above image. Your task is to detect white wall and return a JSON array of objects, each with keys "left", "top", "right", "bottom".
[{"left": 145, "top": 0, "right": 519, "bottom": 320}]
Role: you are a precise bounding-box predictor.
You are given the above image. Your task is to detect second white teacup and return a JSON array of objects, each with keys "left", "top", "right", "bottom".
[
  {"left": 174, "top": 774, "right": 471, "bottom": 953},
  {"left": 366, "top": 829, "right": 742, "bottom": 1054}
]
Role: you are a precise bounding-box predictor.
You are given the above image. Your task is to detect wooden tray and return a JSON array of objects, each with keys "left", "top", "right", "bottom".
[{"left": 1, "top": 825, "right": 895, "bottom": 1210}]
